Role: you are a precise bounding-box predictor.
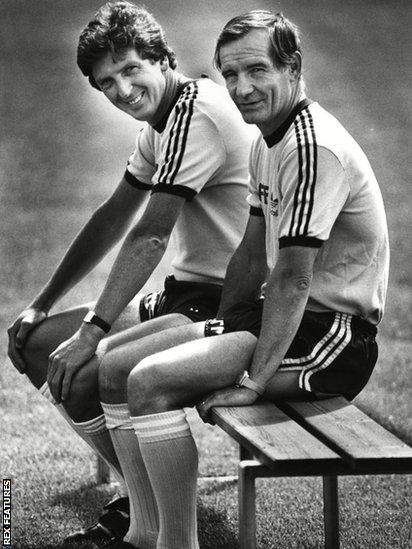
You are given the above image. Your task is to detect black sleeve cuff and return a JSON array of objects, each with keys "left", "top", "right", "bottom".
[
  {"left": 151, "top": 183, "right": 197, "bottom": 201},
  {"left": 124, "top": 169, "right": 152, "bottom": 191},
  {"left": 249, "top": 206, "right": 264, "bottom": 217},
  {"left": 279, "top": 236, "right": 324, "bottom": 249}
]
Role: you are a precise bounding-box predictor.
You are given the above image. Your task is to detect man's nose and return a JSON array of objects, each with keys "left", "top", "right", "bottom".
[
  {"left": 235, "top": 74, "right": 253, "bottom": 98},
  {"left": 117, "top": 78, "right": 133, "bottom": 99}
]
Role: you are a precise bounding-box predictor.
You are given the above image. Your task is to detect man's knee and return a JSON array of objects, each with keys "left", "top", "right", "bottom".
[
  {"left": 18, "top": 323, "right": 54, "bottom": 388},
  {"left": 127, "top": 358, "right": 170, "bottom": 416},
  {"left": 98, "top": 353, "right": 130, "bottom": 403},
  {"left": 63, "top": 360, "right": 100, "bottom": 421},
  {"left": 21, "top": 307, "right": 90, "bottom": 367},
  {"left": 21, "top": 321, "right": 50, "bottom": 365}
]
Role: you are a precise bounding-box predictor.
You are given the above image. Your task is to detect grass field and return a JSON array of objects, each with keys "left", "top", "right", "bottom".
[{"left": 1, "top": 0, "right": 411, "bottom": 547}]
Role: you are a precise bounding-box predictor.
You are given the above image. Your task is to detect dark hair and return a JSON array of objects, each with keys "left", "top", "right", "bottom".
[
  {"left": 77, "top": 1, "right": 177, "bottom": 90},
  {"left": 214, "top": 10, "right": 301, "bottom": 70}
]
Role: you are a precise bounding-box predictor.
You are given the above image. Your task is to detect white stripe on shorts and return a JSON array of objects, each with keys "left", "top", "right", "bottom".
[{"left": 279, "top": 313, "right": 352, "bottom": 392}]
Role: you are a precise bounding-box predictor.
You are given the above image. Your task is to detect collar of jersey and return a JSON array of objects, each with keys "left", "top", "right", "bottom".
[
  {"left": 153, "top": 77, "right": 194, "bottom": 134},
  {"left": 263, "top": 98, "right": 313, "bottom": 148}
]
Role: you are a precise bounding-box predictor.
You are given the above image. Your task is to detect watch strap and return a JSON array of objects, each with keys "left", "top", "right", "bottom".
[
  {"left": 236, "top": 371, "right": 265, "bottom": 395},
  {"left": 83, "top": 311, "right": 111, "bottom": 334}
]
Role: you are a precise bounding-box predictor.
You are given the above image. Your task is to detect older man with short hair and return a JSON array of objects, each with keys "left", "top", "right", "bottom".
[{"left": 97, "top": 10, "right": 389, "bottom": 548}]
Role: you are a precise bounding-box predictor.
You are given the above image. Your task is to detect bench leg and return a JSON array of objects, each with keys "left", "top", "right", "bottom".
[
  {"left": 322, "top": 475, "right": 339, "bottom": 549},
  {"left": 240, "top": 444, "right": 254, "bottom": 461},
  {"left": 96, "top": 454, "right": 111, "bottom": 484},
  {"left": 238, "top": 461, "right": 260, "bottom": 549}
]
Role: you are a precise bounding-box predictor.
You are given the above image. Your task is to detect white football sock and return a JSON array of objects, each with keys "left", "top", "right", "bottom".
[
  {"left": 103, "top": 402, "right": 158, "bottom": 549},
  {"left": 73, "top": 414, "right": 125, "bottom": 484},
  {"left": 132, "top": 409, "right": 199, "bottom": 549},
  {"left": 39, "top": 382, "right": 127, "bottom": 495}
]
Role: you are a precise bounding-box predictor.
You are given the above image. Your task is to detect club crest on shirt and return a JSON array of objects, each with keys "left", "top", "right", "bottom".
[
  {"left": 270, "top": 197, "right": 279, "bottom": 216},
  {"left": 258, "top": 183, "right": 278, "bottom": 216},
  {"left": 258, "top": 182, "right": 269, "bottom": 204}
]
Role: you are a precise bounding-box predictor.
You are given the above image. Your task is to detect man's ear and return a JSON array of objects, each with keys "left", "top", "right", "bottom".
[
  {"left": 289, "top": 51, "right": 302, "bottom": 80},
  {"left": 160, "top": 57, "right": 169, "bottom": 71}
]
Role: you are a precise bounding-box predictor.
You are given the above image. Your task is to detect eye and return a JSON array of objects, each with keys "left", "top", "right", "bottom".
[
  {"left": 99, "top": 79, "right": 113, "bottom": 92},
  {"left": 222, "top": 71, "right": 236, "bottom": 82},
  {"left": 250, "top": 66, "right": 265, "bottom": 74},
  {"left": 124, "top": 65, "right": 139, "bottom": 76}
]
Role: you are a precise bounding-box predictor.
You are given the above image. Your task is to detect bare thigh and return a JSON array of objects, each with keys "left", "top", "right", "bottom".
[
  {"left": 99, "top": 312, "right": 192, "bottom": 358},
  {"left": 127, "top": 331, "right": 259, "bottom": 410},
  {"left": 127, "top": 331, "right": 310, "bottom": 412},
  {"left": 99, "top": 320, "right": 206, "bottom": 403},
  {"left": 23, "top": 294, "right": 191, "bottom": 389}
]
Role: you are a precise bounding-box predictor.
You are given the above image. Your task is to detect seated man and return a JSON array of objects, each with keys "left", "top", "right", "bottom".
[
  {"left": 7, "top": 1, "right": 254, "bottom": 544},
  {"left": 93, "top": 9, "right": 390, "bottom": 549}
]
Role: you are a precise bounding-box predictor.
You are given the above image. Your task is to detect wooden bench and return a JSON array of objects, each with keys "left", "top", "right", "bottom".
[{"left": 211, "top": 397, "right": 412, "bottom": 549}]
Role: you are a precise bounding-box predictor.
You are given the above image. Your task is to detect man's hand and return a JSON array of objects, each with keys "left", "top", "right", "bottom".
[
  {"left": 47, "top": 325, "right": 103, "bottom": 403},
  {"left": 7, "top": 307, "right": 48, "bottom": 373},
  {"left": 196, "top": 387, "right": 259, "bottom": 425}
]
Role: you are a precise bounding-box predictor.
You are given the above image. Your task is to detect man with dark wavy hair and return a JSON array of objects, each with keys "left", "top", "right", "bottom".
[{"left": 7, "top": 2, "right": 254, "bottom": 546}]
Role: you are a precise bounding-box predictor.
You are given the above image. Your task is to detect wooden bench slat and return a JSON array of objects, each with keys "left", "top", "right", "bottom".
[
  {"left": 212, "top": 403, "right": 345, "bottom": 475},
  {"left": 280, "top": 397, "right": 412, "bottom": 472}
]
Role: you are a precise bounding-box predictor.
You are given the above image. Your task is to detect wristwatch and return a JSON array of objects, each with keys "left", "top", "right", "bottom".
[
  {"left": 83, "top": 311, "right": 111, "bottom": 334},
  {"left": 235, "top": 371, "right": 265, "bottom": 395}
]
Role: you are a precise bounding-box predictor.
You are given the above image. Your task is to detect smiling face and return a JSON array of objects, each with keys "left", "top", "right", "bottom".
[
  {"left": 219, "top": 28, "right": 302, "bottom": 136},
  {"left": 92, "top": 48, "right": 167, "bottom": 123}
]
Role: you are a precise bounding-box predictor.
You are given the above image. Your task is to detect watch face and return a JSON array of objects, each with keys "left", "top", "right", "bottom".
[
  {"left": 236, "top": 371, "right": 248, "bottom": 386},
  {"left": 83, "top": 311, "right": 94, "bottom": 322}
]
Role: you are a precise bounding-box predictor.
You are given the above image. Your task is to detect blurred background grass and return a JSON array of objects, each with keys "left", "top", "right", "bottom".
[{"left": 1, "top": 0, "right": 411, "bottom": 547}]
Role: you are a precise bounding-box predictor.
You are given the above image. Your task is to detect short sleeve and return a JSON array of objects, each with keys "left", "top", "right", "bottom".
[
  {"left": 151, "top": 82, "right": 226, "bottom": 201},
  {"left": 278, "top": 146, "right": 349, "bottom": 248},
  {"left": 125, "top": 126, "right": 156, "bottom": 191}
]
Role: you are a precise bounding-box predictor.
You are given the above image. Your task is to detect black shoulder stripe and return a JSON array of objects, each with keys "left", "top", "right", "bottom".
[
  {"left": 304, "top": 110, "right": 317, "bottom": 235},
  {"left": 289, "top": 108, "right": 318, "bottom": 237},
  {"left": 157, "top": 82, "right": 199, "bottom": 187},
  {"left": 124, "top": 169, "right": 152, "bottom": 191},
  {"left": 157, "top": 86, "right": 191, "bottom": 183},
  {"left": 168, "top": 82, "right": 198, "bottom": 183},
  {"left": 290, "top": 117, "right": 304, "bottom": 236},
  {"left": 165, "top": 97, "right": 188, "bottom": 183},
  {"left": 297, "top": 111, "right": 312, "bottom": 235}
]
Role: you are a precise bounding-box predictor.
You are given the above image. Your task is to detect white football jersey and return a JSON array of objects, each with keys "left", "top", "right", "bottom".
[
  {"left": 127, "top": 78, "right": 256, "bottom": 284},
  {"left": 248, "top": 100, "right": 389, "bottom": 324}
]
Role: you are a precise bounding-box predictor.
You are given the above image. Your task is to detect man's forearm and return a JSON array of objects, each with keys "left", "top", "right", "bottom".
[
  {"left": 93, "top": 230, "right": 168, "bottom": 325},
  {"left": 30, "top": 202, "right": 133, "bottom": 312},
  {"left": 217, "top": 245, "right": 267, "bottom": 317},
  {"left": 249, "top": 263, "right": 312, "bottom": 387}
]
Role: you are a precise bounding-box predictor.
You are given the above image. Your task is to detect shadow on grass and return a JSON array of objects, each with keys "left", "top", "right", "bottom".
[
  {"left": 14, "top": 484, "right": 238, "bottom": 549},
  {"left": 12, "top": 483, "right": 113, "bottom": 548},
  {"left": 50, "top": 481, "right": 112, "bottom": 511},
  {"left": 198, "top": 500, "right": 238, "bottom": 549},
  {"left": 42, "top": 483, "right": 114, "bottom": 549}
]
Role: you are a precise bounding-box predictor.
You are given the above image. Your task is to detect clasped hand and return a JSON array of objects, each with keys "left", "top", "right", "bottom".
[
  {"left": 7, "top": 307, "right": 48, "bottom": 373},
  {"left": 47, "top": 327, "right": 101, "bottom": 403},
  {"left": 196, "top": 386, "right": 259, "bottom": 424}
]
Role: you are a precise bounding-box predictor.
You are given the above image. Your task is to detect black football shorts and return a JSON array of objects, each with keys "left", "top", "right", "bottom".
[
  {"left": 204, "top": 298, "right": 378, "bottom": 400},
  {"left": 139, "top": 275, "right": 222, "bottom": 323}
]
